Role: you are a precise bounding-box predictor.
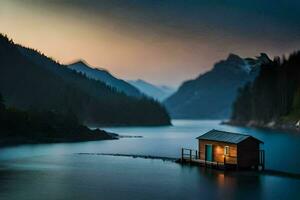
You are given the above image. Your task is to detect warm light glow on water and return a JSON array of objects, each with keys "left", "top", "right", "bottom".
[
  {"left": 1, "top": 154, "right": 300, "bottom": 199},
  {"left": 217, "top": 173, "right": 225, "bottom": 187}
]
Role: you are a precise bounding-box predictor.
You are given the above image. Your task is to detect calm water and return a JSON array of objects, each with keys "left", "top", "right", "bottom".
[{"left": 0, "top": 120, "right": 300, "bottom": 200}]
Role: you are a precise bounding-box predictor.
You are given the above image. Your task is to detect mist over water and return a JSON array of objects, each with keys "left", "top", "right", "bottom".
[
  {"left": 1, "top": 120, "right": 300, "bottom": 199},
  {"left": 1, "top": 120, "right": 300, "bottom": 173}
]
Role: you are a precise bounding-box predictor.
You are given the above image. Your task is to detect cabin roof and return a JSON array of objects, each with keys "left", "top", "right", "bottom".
[{"left": 196, "top": 129, "right": 263, "bottom": 144}]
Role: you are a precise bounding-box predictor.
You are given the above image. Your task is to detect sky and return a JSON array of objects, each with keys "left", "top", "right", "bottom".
[{"left": 0, "top": 0, "right": 299, "bottom": 87}]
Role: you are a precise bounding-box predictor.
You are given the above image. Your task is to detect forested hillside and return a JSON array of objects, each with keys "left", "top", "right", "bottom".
[
  {"left": 231, "top": 51, "right": 300, "bottom": 129},
  {"left": 0, "top": 93, "right": 117, "bottom": 146},
  {"left": 68, "top": 60, "right": 142, "bottom": 97},
  {"left": 0, "top": 34, "right": 170, "bottom": 126}
]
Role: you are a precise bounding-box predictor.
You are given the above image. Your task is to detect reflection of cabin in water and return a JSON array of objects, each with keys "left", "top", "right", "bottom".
[{"left": 181, "top": 130, "right": 265, "bottom": 170}]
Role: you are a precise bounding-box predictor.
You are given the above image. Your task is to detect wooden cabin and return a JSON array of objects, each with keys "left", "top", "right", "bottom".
[{"left": 181, "top": 129, "right": 265, "bottom": 170}]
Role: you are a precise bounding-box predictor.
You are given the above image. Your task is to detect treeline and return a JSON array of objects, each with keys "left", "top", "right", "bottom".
[
  {"left": 0, "top": 93, "right": 115, "bottom": 145},
  {"left": 231, "top": 51, "right": 300, "bottom": 124},
  {"left": 0, "top": 34, "right": 170, "bottom": 126}
]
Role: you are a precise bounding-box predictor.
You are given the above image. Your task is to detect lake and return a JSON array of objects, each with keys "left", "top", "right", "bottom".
[{"left": 0, "top": 120, "right": 300, "bottom": 199}]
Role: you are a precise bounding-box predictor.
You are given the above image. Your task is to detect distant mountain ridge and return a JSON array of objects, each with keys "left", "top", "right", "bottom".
[
  {"left": 68, "top": 60, "right": 142, "bottom": 97},
  {"left": 128, "top": 79, "right": 175, "bottom": 101},
  {"left": 0, "top": 34, "right": 170, "bottom": 126},
  {"left": 164, "top": 53, "right": 271, "bottom": 119}
]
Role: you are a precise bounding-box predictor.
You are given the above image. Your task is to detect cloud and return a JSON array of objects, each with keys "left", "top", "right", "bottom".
[
  {"left": 24, "top": 0, "right": 300, "bottom": 39},
  {"left": 2, "top": 0, "right": 300, "bottom": 86}
]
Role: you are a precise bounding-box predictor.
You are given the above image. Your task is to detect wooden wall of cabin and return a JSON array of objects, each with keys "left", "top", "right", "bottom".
[
  {"left": 237, "top": 138, "right": 260, "bottom": 168},
  {"left": 198, "top": 140, "right": 237, "bottom": 164}
]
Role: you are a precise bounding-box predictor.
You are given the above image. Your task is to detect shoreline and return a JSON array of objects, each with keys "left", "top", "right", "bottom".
[
  {"left": 0, "top": 133, "right": 145, "bottom": 148},
  {"left": 88, "top": 123, "right": 173, "bottom": 128},
  {"left": 0, "top": 128, "right": 119, "bottom": 148},
  {"left": 0, "top": 136, "right": 118, "bottom": 148},
  {"left": 223, "top": 120, "right": 300, "bottom": 133}
]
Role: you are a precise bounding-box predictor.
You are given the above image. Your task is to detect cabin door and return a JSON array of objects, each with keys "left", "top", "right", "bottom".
[{"left": 205, "top": 144, "right": 213, "bottom": 162}]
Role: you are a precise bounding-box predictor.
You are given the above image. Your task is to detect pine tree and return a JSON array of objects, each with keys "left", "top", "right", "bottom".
[{"left": 231, "top": 51, "right": 300, "bottom": 124}]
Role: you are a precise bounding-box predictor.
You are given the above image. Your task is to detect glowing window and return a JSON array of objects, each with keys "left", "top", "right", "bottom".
[{"left": 224, "top": 146, "right": 229, "bottom": 156}]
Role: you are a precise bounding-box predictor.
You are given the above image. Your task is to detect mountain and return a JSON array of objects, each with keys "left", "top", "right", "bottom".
[
  {"left": 0, "top": 34, "right": 170, "bottom": 126},
  {"left": 159, "top": 85, "right": 176, "bottom": 99},
  {"left": 128, "top": 79, "right": 175, "bottom": 101},
  {"left": 68, "top": 61, "right": 142, "bottom": 97},
  {"left": 164, "top": 53, "right": 271, "bottom": 119},
  {"left": 230, "top": 51, "right": 300, "bottom": 131}
]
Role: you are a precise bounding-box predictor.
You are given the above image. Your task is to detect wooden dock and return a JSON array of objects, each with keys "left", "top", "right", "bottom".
[
  {"left": 178, "top": 148, "right": 227, "bottom": 169},
  {"left": 178, "top": 148, "right": 265, "bottom": 170}
]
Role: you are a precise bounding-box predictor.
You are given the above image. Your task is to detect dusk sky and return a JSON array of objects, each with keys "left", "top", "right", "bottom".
[{"left": 1, "top": 0, "right": 299, "bottom": 87}]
